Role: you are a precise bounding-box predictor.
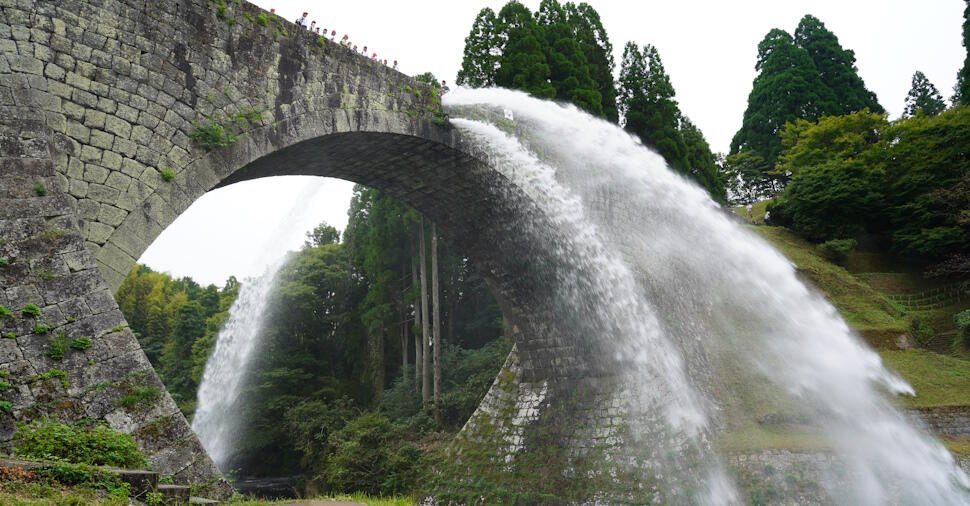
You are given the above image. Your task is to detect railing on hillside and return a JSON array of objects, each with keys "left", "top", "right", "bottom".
[{"left": 886, "top": 281, "right": 970, "bottom": 311}]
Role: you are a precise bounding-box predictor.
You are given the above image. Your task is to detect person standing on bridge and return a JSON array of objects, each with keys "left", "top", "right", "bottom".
[
  {"left": 393, "top": 60, "right": 398, "bottom": 70},
  {"left": 296, "top": 12, "right": 308, "bottom": 28},
  {"left": 309, "top": 20, "right": 316, "bottom": 32},
  {"left": 330, "top": 29, "right": 336, "bottom": 41}
]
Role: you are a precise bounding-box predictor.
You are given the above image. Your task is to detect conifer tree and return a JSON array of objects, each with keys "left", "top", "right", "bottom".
[
  {"left": 794, "top": 14, "right": 883, "bottom": 115},
  {"left": 680, "top": 116, "right": 726, "bottom": 202},
  {"left": 905, "top": 71, "right": 947, "bottom": 117},
  {"left": 567, "top": 2, "right": 618, "bottom": 122},
  {"left": 731, "top": 28, "right": 834, "bottom": 168},
  {"left": 456, "top": 8, "right": 500, "bottom": 88},
  {"left": 618, "top": 42, "right": 689, "bottom": 173},
  {"left": 956, "top": 0, "right": 970, "bottom": 105}
]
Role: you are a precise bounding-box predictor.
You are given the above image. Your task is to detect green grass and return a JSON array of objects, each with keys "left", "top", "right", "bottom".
[
  {"left": 750, "top": 226, "right": 905, "bottom": 333},
  {"left": 879, "top": 349, "right": 970, "bottom": 408}
]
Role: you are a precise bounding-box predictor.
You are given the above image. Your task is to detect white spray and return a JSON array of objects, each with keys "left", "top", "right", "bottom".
[
  {"left": 444, "top": 87, "right": 970, "bottom": 505},
  {"left": 192, "top": 180, "right": 331, "bottom": 470}
]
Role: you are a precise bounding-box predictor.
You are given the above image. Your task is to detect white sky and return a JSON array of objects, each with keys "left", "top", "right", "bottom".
[{"left": 139, "top": 0, "right": 966, "bottom": 286}]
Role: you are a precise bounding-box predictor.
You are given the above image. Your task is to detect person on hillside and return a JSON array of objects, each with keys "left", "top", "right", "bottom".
[
  {"left": 746, "top": 203, "right": 753, "bottom": 220},
  {"left": 441, "top": 80, "right": 450, "bottom": 93},
  {"left": 764, "top": 210, "right": 771, "bottom": 225},
  {"left": 330, "top": 30, "right": 336, "bottom": 41},
  {"left": 342, "top": 34, "right": 349, "bottom": 46},
  {"left": 362, "top": 46, "right": 368, "bottom": 55},
  {"left": 393, "top": 60, "right": 398, "bottom": 70},
  {"left": 309, "top": 20, "right": 316, "bottom": 32},
  {"left": 296, "top": 12, "right": 308, "bottom": 28}
]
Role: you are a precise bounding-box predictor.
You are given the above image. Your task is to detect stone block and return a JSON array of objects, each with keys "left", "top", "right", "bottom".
[{"left": 83, "top": 220, "right": 113, "bottom": 244}]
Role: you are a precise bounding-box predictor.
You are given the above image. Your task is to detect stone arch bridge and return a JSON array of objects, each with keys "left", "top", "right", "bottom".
[{"left": 0, "top": 0, "right": 651, "bottom": 500}]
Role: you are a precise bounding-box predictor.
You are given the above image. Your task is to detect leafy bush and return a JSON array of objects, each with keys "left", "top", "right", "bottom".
[
  {"left": 0, "top": 400, "right": 11, "bottom": 414},
  {"left": 45, "top": 332, "right": 68, "bottom": 360},
  {"left": 117, "top": 386, "right": 159, "bottom": 409},
  {"left": 0, "top": 257, "right": 8, "bottom": 267},
  {"left": 325, "top": 412, "right": 422, "bottom": 496},
  {"left": 159, "top": 168, "right": 175, "bottom": 182},
  {"left": 34, "top": 324, "right": 50, "bottom": 335},
  {"left": 189, "top": 120, "right": 238, "bottom": 150},
  {"left": 34, "top": 182, "right": 46, "bottom": 196},
  {"left": 22, "top": 304, "right": 41, "bottom": 317},
  {"left": 70, "top": 336, "right": 92, "bottom": 351},
  {"left": 909, "top": 317, "right": 936, "bottom": 346},
  {"left": 0, "top": 306, "right": 13, "bottom": 319},
  {"left": 13, "top": 418, "right": 148, "bottom": 468},
  {"left": 816, "top": 238, "right": 858, "bottom": 265},
  {"left": 34, "top": 368, "right": 68, "bottom": 389},
  {"left": 256, "top": 12, "right": 267, "bottom": 26},
  {"left": 955, "top": 310, "right": 970, "bottom": 351}
]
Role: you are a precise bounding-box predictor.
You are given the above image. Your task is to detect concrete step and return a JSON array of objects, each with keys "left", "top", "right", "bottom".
[
  {"left": 0, "top": 457, "right": 157, "bottom": 496},
  {"left": 189, "top": 497, "right": 220, "bottom": 504},
  {"left": 158, "top": 483, "right": 191, "bottom": 504}
]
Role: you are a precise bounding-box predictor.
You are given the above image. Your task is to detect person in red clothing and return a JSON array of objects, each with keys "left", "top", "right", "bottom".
[{"left": 330, "top": 30, "right": 336, "bottom": 41}]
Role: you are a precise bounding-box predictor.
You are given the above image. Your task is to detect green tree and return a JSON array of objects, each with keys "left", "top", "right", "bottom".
[
  {"left": 956, "top": 0, "right": 970, "bottom": 105},
  {"left": 794, "top": 14, "right": 883, "bottom": 115},
  {"left": 731, "top": 28, "right": 834, "bottom": 169},
  {"left": 495, "top": 1, "right": 556, "bottom": 99},
  {"left": 565, "top": 2, "right": 618, "bottom": 122},
  {"left": 456, "top": 8, "right": 500, "bottom": 88},
  {"left": 160, "top": 300, "right": 206, "bottom": 402},
  {"left": 680, "top": 116, "right": 726, "bottom": 202},
  {"left": 537, "top": 0, "right": 602, "bottom": 116},
  {"left": 904, "top": 71, "right": 947, "bottom": 117},
  {"left": 722, "top": 151, "right": 776, "bottom": 203},
  {"left": 618, "top": 42, "right": 689, "bottom": 173}
]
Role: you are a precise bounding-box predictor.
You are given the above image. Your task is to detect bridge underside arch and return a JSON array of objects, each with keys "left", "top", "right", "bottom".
[{"left": 0, "top": 0, "right": 634, "bottom": 501}]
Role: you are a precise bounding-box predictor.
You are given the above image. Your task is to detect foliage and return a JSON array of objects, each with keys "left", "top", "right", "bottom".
[
  {"left": 0, "top": 305, "right": 13, "bottom": 319},
  {"left": 22, "top": 304, "right": 41, "bottom": 317},
  {"left": 904, "top": 71, "right": 946, "bottom": 117},
  {"left": 0, "top": 400, "right": 11, "bottom": 413},
  {"left": 70, "top": 336, "right": 91, "bottom": 351},
  {"left": 13, "top": 418, "right": 148, "bottom": 468},
  {"left": 457, "top": 0, "right": 616, "bottom": 120},
  {"left": 34, "top": 182, "right": 46, "bottom": 196},
  {"left": 256, "top": 12, "right": 267, "bottom": 26},
  {"left": 816, "top": 239, "right": 857, "bottom": 265},
  {"left": 956, "top": 0, "right": 970, "bottom": 105},
  {"left": 325, "top": 412, "right": 424, "bottom": 496},
  {"left": 0, "top": 257, "right": 9, "bottom": 267},
  {"left": 34, "top": 324, "right": 50, "bottom": 335},
  {"left": 955, "top": 310, "right": 970, "bottom": 350},
  {"left": 159, "top": 168, "right": 175, "bottom": 182},
  {"left": 116, "top": 265, "right": 238, "bottom": 411},
  {"left": 116, "top": 386, "right": 159, "bottom": 409},
  {"left": 44, "top": 332, "right": 68, "bottom": 361},
  {"left": 189, "top": 120, "right": 238, "bottom": 150},
  {"left": 732, "top": 15, "right": 881, "bottom": 174},
  {"left": 618, "top": 42, "right": 689, "bottom": 174},
  {"left": 793, "top": 15, "right": 883, "bottom": 115},
  {"left": 34, "top": 369, "right": 68, "bottom": 389}
]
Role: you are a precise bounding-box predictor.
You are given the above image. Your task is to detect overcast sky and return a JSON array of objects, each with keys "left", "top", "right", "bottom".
[{"left": 139, "top": 0, "right": 966, "bottom": 286}]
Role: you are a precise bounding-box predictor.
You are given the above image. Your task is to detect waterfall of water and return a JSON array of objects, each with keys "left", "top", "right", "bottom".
[
  {"left": 192, "top": 180, "right": 331, "bottom": 471},
  {"left": 444, "top": 88, "right": 970, "bottom": 505}
]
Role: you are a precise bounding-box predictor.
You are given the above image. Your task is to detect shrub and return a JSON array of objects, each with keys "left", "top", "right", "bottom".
[
  {"left": 22, "top": 304, "right": 41, "bottom": 317},
  {"left": 189, "top": 120, "right": 238, "bottom": 150},
  {"left": 256, "top": 12, "right": 267, "bottom": 26},
  {"left": 316, "top": 36, "right": 325, "bottom": 47},
  {"left": 117, "top": 386, "right": 159, "bottom": 409},
  {"left": 909, "top": 317, "right": 936, "bottom": 346},
  {"left": 70, "top": 336, "right": 92, "bottom": 351},
  {"left": 34, "top": 324, "right": 51, "bottom": 335},
  {"left": 955, "top": 310, "right": 970, "bottom": 351},
  {"left": 0, "top": 306, "right": 13, "bottom": 319},
  {"left": 45, "top": 332, "right": 68, "bottom": 361},
  {"left": 4, "top": 332, "right": 15, "bottom": 339},
  {"left": 13, "top": 418, "right": 148, "bottom": 468},
  {"left": 326, "top": 412, "right": 421, "bottom": 496},
  {"left": 0, "top": 257, "right": 8, "bottom": 267},
  {"left": 0, "top": 401, "right": 11, "bottom": 414},
  {"left": 34, "top": 368, "right": 68, "bottom": 389},
  {"left": 159, "top": 168, "right": 175, "bottom": 182},
  {"left": 817, "top": 238, "right": 858, "bottom": 265},
  {"left": 34, "top": 182, "right": 46, "bottom": 196}
]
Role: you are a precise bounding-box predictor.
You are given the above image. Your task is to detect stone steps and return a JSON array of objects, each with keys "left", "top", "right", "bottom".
[{"left": 0, "top": 457, "right": 218, "bottom": 504}]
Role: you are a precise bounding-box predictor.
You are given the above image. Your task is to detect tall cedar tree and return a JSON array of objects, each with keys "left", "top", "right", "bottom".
[
  {"left": 956, "top": 0, "right": 970, "bottom": 105},
  {"left": 731, "top": 28, "right": 834, "bottom": 169},
  {"left": 794, "top": 15, "right": 883, "bottom": 116},
  {"left": 680, "top": 116, "right": 726, "bottom": 203},
  {"left": 457, "top": 1, "right": 617, "bottom": 121},
  {"left": 905, "top": 71, "right": 947, "bottom": 117},
  {"left": 618, "top": 42, "right": 690, "bottom": 174}
]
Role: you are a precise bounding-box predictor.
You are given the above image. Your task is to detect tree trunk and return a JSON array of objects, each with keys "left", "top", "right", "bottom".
[
  {"left": 431, "top": 223, "right": 442, "bottom": 421},
  {"left": 411, "top": 235, "right": 421, "bottom": 394},
  {"left": 419, "top": 217, "right": 432, "bottom": 409}
]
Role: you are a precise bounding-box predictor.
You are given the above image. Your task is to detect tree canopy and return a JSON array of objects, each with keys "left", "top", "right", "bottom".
[
  {"left": 956, "top": 0, "right": 970, "bottom": 105},
  {"left": 732, "top": 15, "right": 883, "bottom": 173},
  {"left": 905, "top": 71, "right": 947, "bottom": 117}
]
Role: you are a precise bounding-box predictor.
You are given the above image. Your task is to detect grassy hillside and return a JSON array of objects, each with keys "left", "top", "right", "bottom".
[{"left": 716, "top": 222, "right": 970, "bottom": 456}]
